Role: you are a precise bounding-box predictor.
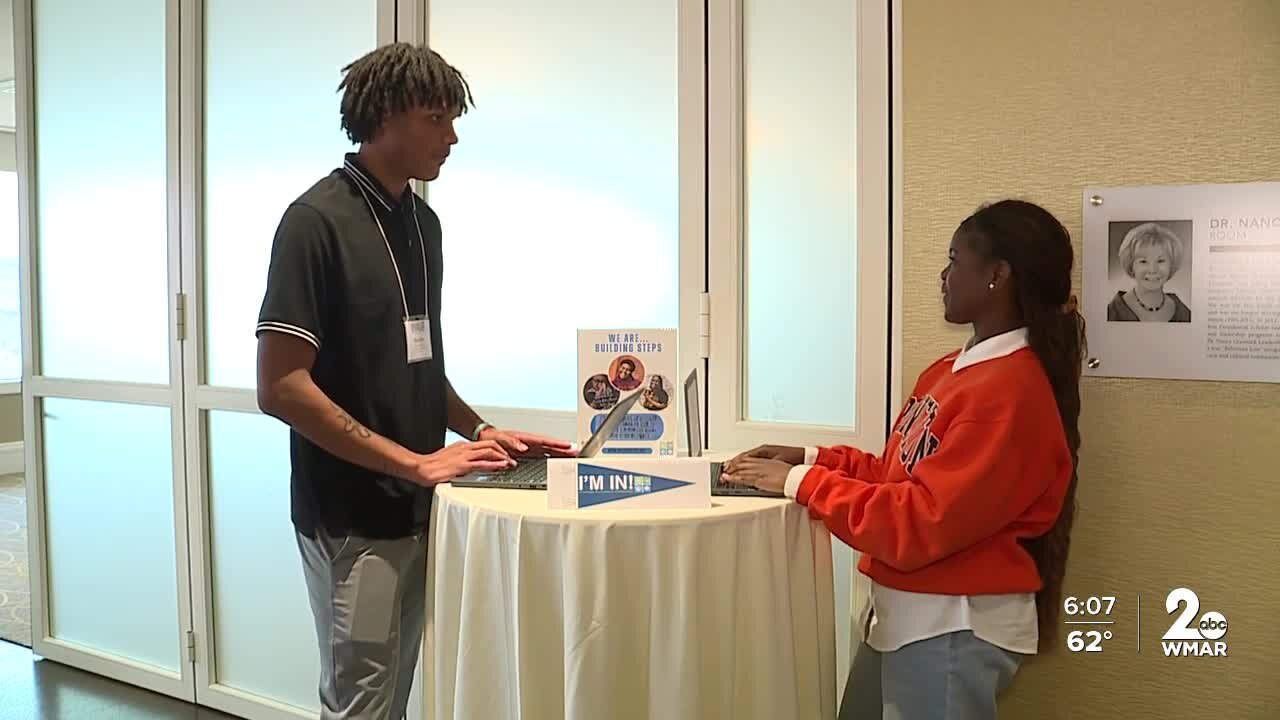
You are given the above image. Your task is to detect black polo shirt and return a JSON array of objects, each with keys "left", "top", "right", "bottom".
[{"left": 256, "top": 154, "right": 447, "bottom": 540}]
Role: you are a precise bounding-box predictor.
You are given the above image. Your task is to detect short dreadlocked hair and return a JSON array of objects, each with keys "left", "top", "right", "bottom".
[{"left": 338, "top": 43, "right": 475, "bottom": 144}]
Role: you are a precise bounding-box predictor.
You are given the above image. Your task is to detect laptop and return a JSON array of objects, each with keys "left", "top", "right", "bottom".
[
  {"left": 683, "top": 369, "right": 785, "bottom": 498},
  {"left": 452, "top": 387, "right": 646, "bottom": 490}
]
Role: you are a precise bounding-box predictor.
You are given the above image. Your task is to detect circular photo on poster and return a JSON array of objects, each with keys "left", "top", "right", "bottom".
[
  {"left": 609, "top": 355, "right": 645, "bottom": 392},
  {"left": 582, "top": 373, "right": 619, "bottom": 410},
  {"left": 641, "top": 374, "right": 673, "bottom": 411}
]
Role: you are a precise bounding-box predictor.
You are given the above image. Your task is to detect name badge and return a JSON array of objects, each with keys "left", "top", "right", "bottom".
[{"left": 405, "top": 316, "right": 432, "bottom": 363}]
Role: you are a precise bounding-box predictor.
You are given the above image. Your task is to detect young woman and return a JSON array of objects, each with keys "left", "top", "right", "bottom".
[{"left": 722, "top": 199, "right": 1085, "bottom": 720}]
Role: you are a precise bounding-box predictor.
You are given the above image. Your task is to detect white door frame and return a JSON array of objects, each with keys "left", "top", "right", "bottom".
[
  {"left": 17, "top": 0, "right": 196, "bottom": 701},
  {"left": 180, "top": 4, "right": 399, "bottom": 719},
  {"left": 705, "top": 0, "right": 891, "bottom": 454}
]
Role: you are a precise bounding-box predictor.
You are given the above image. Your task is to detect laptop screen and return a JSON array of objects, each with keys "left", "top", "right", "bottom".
[
  {"left": 579, "top": 388, "right": 645, "bottom": 458},
  {"left": 683, "top": 369, "right": 702, "bottom": 458}
]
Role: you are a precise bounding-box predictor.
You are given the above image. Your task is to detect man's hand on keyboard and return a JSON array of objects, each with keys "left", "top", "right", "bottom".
[
  {"left": 478, "top": 427, "right": 577, "bottom": 459},
  {"left": 412, "top": 441, "right": 515, "bottom": 486}
]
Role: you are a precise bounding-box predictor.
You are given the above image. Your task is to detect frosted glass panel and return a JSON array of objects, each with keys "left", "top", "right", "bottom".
[
  {"left": 0, "top": 171, "right": 20, "bottom": 381},
  {"left": 204, "top": 1, "right": 376, "bottom": 388},
  {"left": 430, "top": 1, "right": 680, "bottom": 411},
  {"left": 33, "top": 0, "right": 169, "bottom": 383},
  {"left": 744, "top": 0, "right": 857, "bottom": 427},
  {"left": 207, "top": 410, "right": 318, "bottom": 712},
  {"left": 42, "top": 398, "right": 179, "bottom": 670}
]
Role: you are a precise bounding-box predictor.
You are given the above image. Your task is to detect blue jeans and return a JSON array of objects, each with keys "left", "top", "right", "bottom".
[{"left": 838, "top": 631, "right": 1025, "bottom": 720}]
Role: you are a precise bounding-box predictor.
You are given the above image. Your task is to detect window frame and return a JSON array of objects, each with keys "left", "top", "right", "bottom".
[
  {"left": 705, "top": 0, "right": 892, "bottom": 453},
  {"left": 413, "top": 0, "right": 707, "bottom": 446}
]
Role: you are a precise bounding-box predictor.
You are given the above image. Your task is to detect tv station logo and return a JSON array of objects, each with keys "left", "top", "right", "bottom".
[
  {"left": 1061, "top": 588, "right": 1229, "bottom": 658},
  {"left": 1161, "top": 587, "right": 1228, "bottom": 658}
]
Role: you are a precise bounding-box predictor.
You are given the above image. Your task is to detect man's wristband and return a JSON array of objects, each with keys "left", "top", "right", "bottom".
[{"left": 471, "top": 421, "right": 493, "bottom": 442}]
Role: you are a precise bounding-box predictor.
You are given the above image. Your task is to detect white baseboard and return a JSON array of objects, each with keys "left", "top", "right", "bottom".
[{"left": 0, "top": 441, "right": 24, "bottom": 475}]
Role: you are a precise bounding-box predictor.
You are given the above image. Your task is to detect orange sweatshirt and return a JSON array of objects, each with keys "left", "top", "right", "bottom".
[{"left": 793, "top": 344, "right": 1073, "bottom": 595}]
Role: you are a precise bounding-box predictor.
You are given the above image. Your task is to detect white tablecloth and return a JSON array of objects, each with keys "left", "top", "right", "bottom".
[{"left": 421, "top": 485, "right": 836, "bottom": 720}]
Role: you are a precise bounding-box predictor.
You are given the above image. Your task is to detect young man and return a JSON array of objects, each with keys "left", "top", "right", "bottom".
[{"left": 255, "top": 43, "right": 573, "bottom": 719}]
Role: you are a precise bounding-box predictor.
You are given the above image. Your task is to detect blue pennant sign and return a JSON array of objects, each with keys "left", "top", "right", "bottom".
[{"left": 576, "top": 463, "right": 694, "bottom": 508}]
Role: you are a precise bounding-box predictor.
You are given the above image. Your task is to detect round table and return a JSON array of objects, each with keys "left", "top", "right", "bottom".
[{"left": 420, "top": 485, "right": 836, "bottom": 720}]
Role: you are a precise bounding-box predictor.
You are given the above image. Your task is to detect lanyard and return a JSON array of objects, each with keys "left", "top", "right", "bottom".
[{"left": 344, "top": 167, "right": 428, "bottom": 320}]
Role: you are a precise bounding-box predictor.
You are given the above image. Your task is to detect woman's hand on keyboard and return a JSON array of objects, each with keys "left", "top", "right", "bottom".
[{"left": 726, "top": 445, "right": 805, "bottom": 468}]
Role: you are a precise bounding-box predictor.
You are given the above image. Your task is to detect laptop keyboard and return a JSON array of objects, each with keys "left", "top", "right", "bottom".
[{"left": 477, "top": 458, "right": 547, "bottom": 485}]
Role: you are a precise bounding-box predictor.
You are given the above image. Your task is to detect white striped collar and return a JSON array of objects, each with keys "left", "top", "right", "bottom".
[
  {"left": 952, "top": 327, "right": 1029, "bottom": 372},
  {"left": 342, "top": 156, "right": 405, "bottom": 212}
]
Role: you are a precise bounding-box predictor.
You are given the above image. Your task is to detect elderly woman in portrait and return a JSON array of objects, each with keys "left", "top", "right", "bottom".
[{"left": 1107, "top": 222, "right": 1192, "bottom": 322}]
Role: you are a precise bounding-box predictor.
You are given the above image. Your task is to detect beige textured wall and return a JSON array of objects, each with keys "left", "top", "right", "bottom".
[{"left": 902, "top": 0, "right": 1280, "bottom": 717}]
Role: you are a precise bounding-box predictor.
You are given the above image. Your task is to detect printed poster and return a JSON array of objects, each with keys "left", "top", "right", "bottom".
[{"left": 577, "top": 328, "right": 677, "bottom": 456}]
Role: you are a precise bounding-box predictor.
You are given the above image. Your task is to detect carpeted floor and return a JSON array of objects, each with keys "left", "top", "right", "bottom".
[{"left": 0, "top": 473, "right": 30, "bottom": 647}]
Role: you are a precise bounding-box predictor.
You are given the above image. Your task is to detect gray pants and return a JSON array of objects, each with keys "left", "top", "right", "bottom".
[
  {"left": 838, "top": 631, "right": 1024, "bottom": 720},
  {"left": 297, "top": 528, "right": 429, "bottom": 720}
]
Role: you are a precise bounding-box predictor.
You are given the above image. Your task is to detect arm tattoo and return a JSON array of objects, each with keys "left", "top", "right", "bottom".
[{"left": 331, "top": 403, "right": 372, "bottom": 439}]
